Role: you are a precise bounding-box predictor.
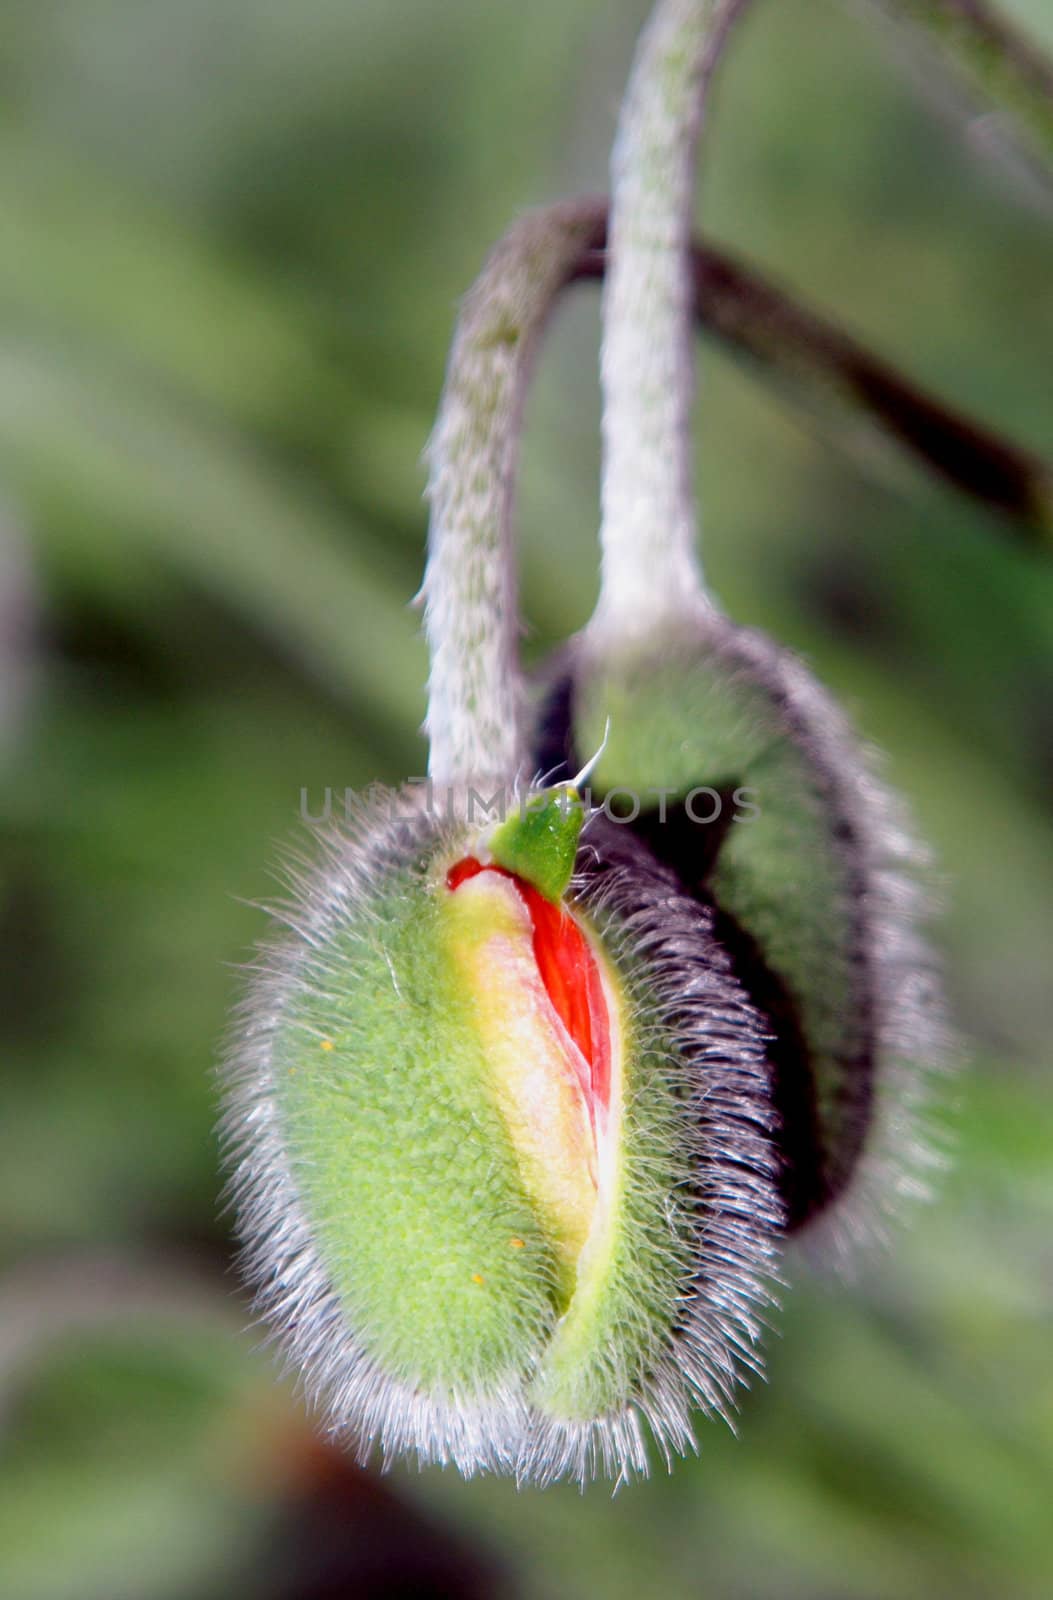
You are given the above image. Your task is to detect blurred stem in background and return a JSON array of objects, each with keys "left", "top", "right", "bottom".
[
  {"left": 573, "top": 222, "right": 1053, "bottom": 546},
  {"left": 878, "top": 0, "right": 1053, "bottom": 172}
]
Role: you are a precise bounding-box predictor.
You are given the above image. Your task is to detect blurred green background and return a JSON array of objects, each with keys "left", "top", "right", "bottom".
[{"left": 1, "top": 1, "right": 1051, "bottom": 1596}]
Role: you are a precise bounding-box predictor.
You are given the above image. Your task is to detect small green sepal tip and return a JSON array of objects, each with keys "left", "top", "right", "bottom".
[{"left": 488, "top": 785, "right": 586, "bottom": 903}]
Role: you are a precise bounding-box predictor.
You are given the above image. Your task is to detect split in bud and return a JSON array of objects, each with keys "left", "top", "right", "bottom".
[{"left": 440, "top": 853, "right": 612, "bottom": 1286}]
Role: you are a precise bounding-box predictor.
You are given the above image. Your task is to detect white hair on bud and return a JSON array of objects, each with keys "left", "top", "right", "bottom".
[
  {"left": 221, "top": 789, "right": 530, "bottom": 1479},
  {"left": 523, "top": 811, "right": 783, "bottom": 1487},
  {"left": 220, "top": 784, "right": 782, "bottom": 1486}
]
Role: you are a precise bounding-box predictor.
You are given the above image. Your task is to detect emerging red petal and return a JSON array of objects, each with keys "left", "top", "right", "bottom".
[{"left": 446, "top": 857, "right": 611, "bottom": 1116}]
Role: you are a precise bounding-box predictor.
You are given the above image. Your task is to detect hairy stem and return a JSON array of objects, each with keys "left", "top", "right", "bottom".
[
  {"left": 877, "top": 0, "right": 1053, "bottom": 173},
  {"left": 596, "top": 0, "right": 748, "bottom": 637},
  {"left": 426, "top": 188, "right": 1050, "bottom": 786},
  {"left": 423, "top": 199, "right": 605, "bottom": 785}
]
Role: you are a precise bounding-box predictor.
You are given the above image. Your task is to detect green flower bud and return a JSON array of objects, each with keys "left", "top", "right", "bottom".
[{"left": 221, "top": 784, "right": 779, "bottom": 1483}]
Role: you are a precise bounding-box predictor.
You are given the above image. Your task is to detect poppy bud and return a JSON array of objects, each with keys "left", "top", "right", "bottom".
[
  {"left": 535, "top": 611, "right": 948, "bottom": 1248},
  {"left": 221, "top": 784, "right": 780, "bottom": 1483}
]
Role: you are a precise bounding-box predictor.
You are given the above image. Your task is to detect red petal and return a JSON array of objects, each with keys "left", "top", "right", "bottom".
[{"left": 446, "top": 858, "right": 611, "bottom": 1113}]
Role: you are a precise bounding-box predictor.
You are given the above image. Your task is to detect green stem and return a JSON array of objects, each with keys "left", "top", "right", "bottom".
[
  {"left": 425, "top": 184, "right": 1051, "bottom": 784},
  {"left": 595, "top": 0, "right": 749, "bottom": 640},
  {"left": 422, "top": 199, "right": 605, "bottom": 785}
]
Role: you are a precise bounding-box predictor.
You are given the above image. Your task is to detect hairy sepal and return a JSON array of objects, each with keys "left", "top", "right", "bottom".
[{"left": 220, "top": 785, "right": 781, "bottom": 1484}]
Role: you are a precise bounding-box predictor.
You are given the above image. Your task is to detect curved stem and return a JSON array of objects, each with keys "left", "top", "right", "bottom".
[
  {"left": 876, "top": 0, "right": 1053, "bottom": 175},
  {"left": 595, "top": 0, "right": 748, "bottom": 639},
  {"left": 422, "top": 199, "right": 605, "bottom": 785}
]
